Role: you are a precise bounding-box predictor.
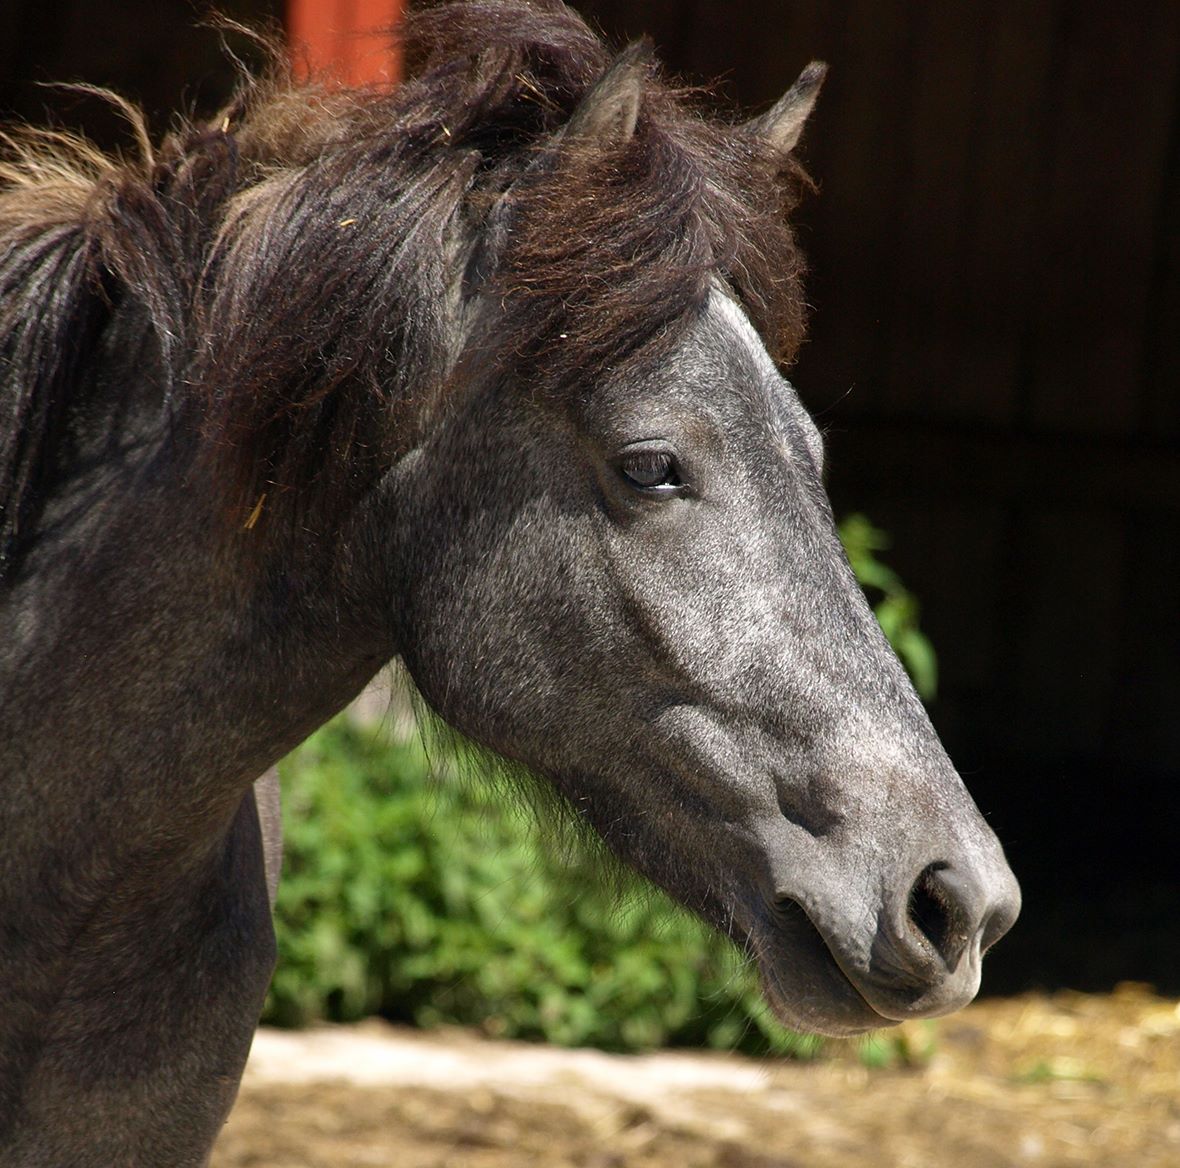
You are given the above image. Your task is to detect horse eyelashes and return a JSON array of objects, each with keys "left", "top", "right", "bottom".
[{"left": 620, "top": 450, "right": 680, "bottom": 490}]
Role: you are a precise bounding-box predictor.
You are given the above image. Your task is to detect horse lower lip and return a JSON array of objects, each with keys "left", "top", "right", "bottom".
[
  {"left": 759, "top": 957, "right": 886, "bottom": 1038},
  {"left": 757, "top": 896, "right": 888, "bottom": 1036}
]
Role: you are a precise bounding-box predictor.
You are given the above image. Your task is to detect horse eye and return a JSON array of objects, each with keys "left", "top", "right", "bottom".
[{"left": 620, "top": 450, "right": 681, "bottom": 491}]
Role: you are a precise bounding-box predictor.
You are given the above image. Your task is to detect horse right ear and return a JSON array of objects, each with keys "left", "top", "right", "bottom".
[
  {"left": 463, "top": 43, "right": 652, "bottom": 295},
  {"left": 563, "top": 40, "right": 652, "bottom": 148}
]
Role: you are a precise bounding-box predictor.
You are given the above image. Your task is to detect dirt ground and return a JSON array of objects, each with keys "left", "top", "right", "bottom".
[{"left": 213, "top": 985, "right": 1180, "bottom": 1168}]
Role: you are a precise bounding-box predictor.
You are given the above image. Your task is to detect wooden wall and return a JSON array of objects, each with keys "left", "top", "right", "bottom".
[{"left": 0, "top": 0, "right": 282, "bottom": 140}]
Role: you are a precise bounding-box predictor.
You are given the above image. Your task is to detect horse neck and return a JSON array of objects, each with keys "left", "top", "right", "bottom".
[{"left": 0, "top": 386, "right": 392, "bottom": 868}]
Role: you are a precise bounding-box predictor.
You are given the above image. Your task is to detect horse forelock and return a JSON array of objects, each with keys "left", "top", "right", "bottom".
[
  {"left": 0, "top": 0, "right": 812, "bottom": 559},
  {"left": 487, "top": 98, "right": 810, "bottom": 403}
]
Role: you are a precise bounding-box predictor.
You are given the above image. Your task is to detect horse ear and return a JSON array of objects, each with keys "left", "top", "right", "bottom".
[
  {"left": 564, "top": 41, "right": 652, "bottom": 147},
  {"left": 464, "top": 42, "right": 651, "bottom": 296},
  {"left": 746, "top": 61, "right": 827, "bottom": 156}
]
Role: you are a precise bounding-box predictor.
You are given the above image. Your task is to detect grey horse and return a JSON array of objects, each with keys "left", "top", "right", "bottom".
[{"left": 0, "top": 2, "right": 1018, "bottom": 1163}]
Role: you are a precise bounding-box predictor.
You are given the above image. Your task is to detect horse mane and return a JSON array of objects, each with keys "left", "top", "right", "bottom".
[{"left": 0, "top": 0, "right": 811, "bottom": 565}]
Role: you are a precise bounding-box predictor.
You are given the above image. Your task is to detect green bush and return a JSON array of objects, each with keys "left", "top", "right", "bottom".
[
  {"left": 267, "top": 716, "right": 818, "bottom": 1054},
  {"left": 264, "top": 515, "right": 933, "bottom": 1053}
]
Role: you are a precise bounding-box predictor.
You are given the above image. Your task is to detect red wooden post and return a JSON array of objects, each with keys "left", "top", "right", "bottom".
[{"left": 286, "top": 0, "right": 406, "bottom": 87}]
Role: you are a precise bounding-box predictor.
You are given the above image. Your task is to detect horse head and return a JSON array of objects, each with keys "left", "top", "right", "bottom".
[{"left": 389, "top": 45, "right": 1020, "bottom": 1036}]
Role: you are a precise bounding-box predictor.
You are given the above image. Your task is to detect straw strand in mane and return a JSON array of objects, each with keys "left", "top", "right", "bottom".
[{"left": 0, "top": 0, "right": 810, "bottom": 568}]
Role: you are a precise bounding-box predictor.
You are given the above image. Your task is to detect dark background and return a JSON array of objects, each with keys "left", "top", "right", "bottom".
[{"left": 4, "top": 0, "right": 1177, "bottom": 994}]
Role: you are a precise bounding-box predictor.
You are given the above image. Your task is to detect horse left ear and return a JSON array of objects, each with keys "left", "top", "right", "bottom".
[
  {"left": 564, "top": 40, "right": 652, "bottom": 147},
  {"left": 745, "top": 61, "right": 827, "bottom": 156}
]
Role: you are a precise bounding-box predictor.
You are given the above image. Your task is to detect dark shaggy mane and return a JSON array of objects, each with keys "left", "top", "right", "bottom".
[{"left": 0, "top": 0, "right": 811, "bottom": 564}]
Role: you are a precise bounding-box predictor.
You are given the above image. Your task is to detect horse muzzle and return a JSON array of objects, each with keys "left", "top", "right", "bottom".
[{"left": 750, "top": 831, "right": 1021, "bottom": 1035}]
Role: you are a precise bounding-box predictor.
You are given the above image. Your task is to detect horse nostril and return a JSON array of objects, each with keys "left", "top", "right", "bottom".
[{"left": 906, "top": 863, "right": 972, "bottom": 971}]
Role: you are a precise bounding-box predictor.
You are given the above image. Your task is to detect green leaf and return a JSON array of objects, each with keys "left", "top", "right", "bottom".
[{"left": 838, "top": 513, "right": 938, "bottom": 701}]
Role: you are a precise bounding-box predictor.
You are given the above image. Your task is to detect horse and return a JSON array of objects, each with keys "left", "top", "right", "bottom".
[{"left": 0, "top": 1, "right": 1020, "bottom": 1162}]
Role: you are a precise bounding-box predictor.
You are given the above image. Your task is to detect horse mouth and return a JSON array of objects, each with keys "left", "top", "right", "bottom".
[{"left": 749, "top": 896, "right": 891, "bottom": 1037}]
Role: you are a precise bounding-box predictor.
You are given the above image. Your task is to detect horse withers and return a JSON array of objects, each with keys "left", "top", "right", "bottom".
[{"left": 0, "top": 2, "right": 1018, "bottom": 1162}]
